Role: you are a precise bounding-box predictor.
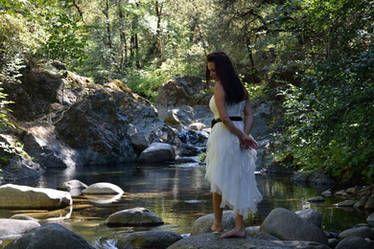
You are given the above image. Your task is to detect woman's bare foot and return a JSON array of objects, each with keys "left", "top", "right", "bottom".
[
  {"left": 210, "top": 223, "right": 224, "bottom": 232},
  {"left": 220, "top": 228, "right": 246, "bottom": 238}
]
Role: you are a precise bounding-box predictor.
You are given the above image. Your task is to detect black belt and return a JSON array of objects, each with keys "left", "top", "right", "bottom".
[{"left": 211, "top": 116, "right": 243, "bottom": 128}]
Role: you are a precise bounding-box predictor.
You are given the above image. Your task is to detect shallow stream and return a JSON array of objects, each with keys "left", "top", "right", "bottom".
[{"left": 0, "top": 163, "right": 369, "bottom": 248}]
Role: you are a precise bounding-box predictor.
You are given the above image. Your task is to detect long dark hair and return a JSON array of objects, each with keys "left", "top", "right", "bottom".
[{"left": 206, "top": 51, "right": 247, "bottom": 104}]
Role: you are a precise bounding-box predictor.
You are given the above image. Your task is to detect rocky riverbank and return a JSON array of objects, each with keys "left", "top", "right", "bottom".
[
  {"left": 0, "top": 62, "right": 209, "bottom": 184},
  {"left": 0, "top": 183, "right": 373, "bottom": 249},
  {"left": 0, "top": 61, "right": 275, "bottom": 185}
]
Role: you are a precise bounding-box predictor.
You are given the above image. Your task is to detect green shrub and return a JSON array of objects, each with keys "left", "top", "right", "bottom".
[{"left": 277, "top": 50, "right": 374, "bottom": 184}]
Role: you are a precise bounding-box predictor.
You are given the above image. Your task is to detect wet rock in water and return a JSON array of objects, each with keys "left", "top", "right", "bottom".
[
  {"left": 167, "top": 233, "right": 330, "bottom": 249},
  {"left": 0, "top": 219, "right": 40, "bottom": 240},
  {"left": 189, "top": 122, "right": 206, "bottom": 131},
  {"left": 105, "top": 207, "right": 163, "bottom": 227},
  {"left": 191, "top": 210, "right": 235, "bottom": 235},
  {"left": 358, "top": 186, "right": 371, "bottom": 197},
  {"left": 176, "top": 143, "right": 201, "bottom": 157},
  {"left": 307, "top": 196, "right": 325, "bottom": 203},
  {"left": 82, "top": 182, "right": 124, "bottom": 195},
  {"left": 367, "top": 213, "right": 374, "bottom": 227},
  {"left": 321, "top": 189, "right": 332, "bottom": 197},
  {"left": 137, "top": 142, "right": 175, "bottom": 163},
  {"left": 3, "top": 223, "right": 94, "bottom": 249},
  {"left": 338, "top": 226, "right": 373, "bottom": 240},
  {"left": 295, "top": 208, "right": 323, "bottom": 228},
  {"left": 328, "top": 238, "right": 339, "bottom": 248},
  {"left": 335, "top": 189, "right": 349, "bottom": 197},
  {"left": 335, "top": 200, "right": 356, "bottom": 207},
  {"left": 346, "top": 186, "right": 359, "bottom": 195},
  {"left": 178, "top": 129, "right": 208, "bottom": 147},
  {"left": 9, "top": 215, "right": 39, "bottom": 222},
  {"left": 0, "top": 184, "right": 71, "bottom": 209},
  {"left": 58, "top": 179, "right": 88, "bottom": 197},
  {"left": 290, "top": 172, "right": 308, "bottom": 183},
  {"left": 260, "top": 208, "right": 328, "bottom": 244},
  {"left": 364, "top": 197, "right": 374, "bottom": 209},
  {"left": 117, "top": 230, "right": 182, "bottom": 249},
  {"left": 335, "top": 236, "right": 372, "bottom": 249},
  {"left": 353, "top": 196, "right": 368, "bottom": 209},
  {"left": 308, "top": 172, "right": 334, "bottom": 187},
  {"left": 175, "top": 156, "right": 200, "bottom": 163}
]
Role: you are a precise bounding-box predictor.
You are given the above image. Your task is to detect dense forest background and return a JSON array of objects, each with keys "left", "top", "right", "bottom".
[{"left": 0, "top": 0, "right": 373, "bottom": 184}]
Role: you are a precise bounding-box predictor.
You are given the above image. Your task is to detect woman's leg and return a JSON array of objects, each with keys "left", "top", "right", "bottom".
[
  {"left": 220, "top": 213, "right": 246, "bottom": 238},
  {"left": 211, "top": 192, "right": 224, "bottom": 232}
]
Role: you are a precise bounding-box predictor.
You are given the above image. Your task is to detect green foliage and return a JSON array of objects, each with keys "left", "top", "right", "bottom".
[
  {"left": 126, "top": 56, "right": 203, "bottom": 99},
  {"left": 41, "top": 9, "right": 88, "bottom": 65},
  {"left": 277, "top": 48, "right": 374, "bottom": 183}
]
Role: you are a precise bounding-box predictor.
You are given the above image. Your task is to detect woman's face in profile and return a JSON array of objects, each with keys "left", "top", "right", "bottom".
[{"left": 208, "top": 62, "right": 219, "bottom": 82}]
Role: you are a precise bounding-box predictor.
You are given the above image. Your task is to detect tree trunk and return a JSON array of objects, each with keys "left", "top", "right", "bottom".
[
  {"left": 117, "top": 0, "right": 128, "bottom": 70},
  {"left": 104, "top": 0, "right": 112, "bottom": 49},
  {"left": 154, "top": 0, "right": 163, "bottom": 65},
  {"left": 103, "top": 0, "right": 119, "bottom": 72},
  {"left": 246, "top": 35, "right": 257, "bottom": 83},
  {"left": 135, "top": 33, "right": 140, "bottom": 68}
]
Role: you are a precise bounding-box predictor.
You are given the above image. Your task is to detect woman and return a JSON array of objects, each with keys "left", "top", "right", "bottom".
[{"left": 205, "top": 51, "right": 262, "bottom": 238}]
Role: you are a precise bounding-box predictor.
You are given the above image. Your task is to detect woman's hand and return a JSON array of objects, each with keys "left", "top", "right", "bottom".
[{"left": 239, "top": 133, "right": 258, "bottom": 150}]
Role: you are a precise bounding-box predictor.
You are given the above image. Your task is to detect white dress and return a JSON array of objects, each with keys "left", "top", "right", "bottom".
[{"left": 205, "top": 96, "right": 262, "bottom": 218}]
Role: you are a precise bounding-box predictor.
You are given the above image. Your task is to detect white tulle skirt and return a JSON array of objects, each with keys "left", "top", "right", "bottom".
[{"left": 205, "top": 121, "right": 263, "bottom": 219}]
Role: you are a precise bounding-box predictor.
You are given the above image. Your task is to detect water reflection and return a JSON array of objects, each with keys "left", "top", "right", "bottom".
[{"left": 0, "top": 163, "right": 368, "bottom": 248}]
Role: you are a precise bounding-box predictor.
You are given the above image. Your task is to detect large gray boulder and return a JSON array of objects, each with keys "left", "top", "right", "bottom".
[
  {"left": 296, "top": 208, "right": 323, "bottom": 228},
  {"left": 338, "top": 226, "right": 374, "bottom": 240},
  {"left": 117, "top": 230, "right": 182, "bottom": 249},
  {"left": 3, "top": 64, "right": 181, "bottom": 170},
  {"left": 156, "top": 75, "right": 209, "bottom": 107},
  {"left": 191, "top": 210, "right": 235, "bottom": 235},
  {"left": 0, "top": 219, "right": 40, "bottom": 240},
  {"left": 245, "top": 226, "right": 280, "bottom": 240},
  {"left": 365, "top": 197, "right": 374, "bottom": 209},
  {"left": 105, "top": 207, "right": 163, "bottom": 227},
  {"left": 55, "top": 85, "right": 179, "bottom": 165},
  {"left": 137, "top": 143, "right": 175, "bottom": 163},
  {"left": 0, "top": 184, "right": 71, "bottom": 209},
  {"left": 0, "top": 135, "right": 43, "bottom": 184},
  {"left": 22, "top": 127, "right": 80, "bottom": 169},
  {"left": 3, "top": 223, "right": 94, "bottom": 249},
  {"left": 167, "top": 233, "right": 330, "bottom": 249},
  {"left": 3, "top": 67, "right": 65, "bottom": 121},
  {"left": 368, "top": 212, "right": 374, "bottom": 227},
  {"left": 260, "top": 208, "right": 327, "bottom": 244},
  {"left": 0, "top": 155, "right": 42, "bottom": 185},
  {"left": 335, "top": 236, "right": 372, "bottom": 249}
]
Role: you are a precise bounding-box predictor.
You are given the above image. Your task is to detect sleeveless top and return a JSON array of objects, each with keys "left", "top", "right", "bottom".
[{"left": 209, "top": 96, "right": 246, "bottom": 120}]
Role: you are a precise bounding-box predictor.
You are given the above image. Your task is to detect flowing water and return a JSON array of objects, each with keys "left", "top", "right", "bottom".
[{"left": 0, "top": 163, "right": 369, "bottom": 248}]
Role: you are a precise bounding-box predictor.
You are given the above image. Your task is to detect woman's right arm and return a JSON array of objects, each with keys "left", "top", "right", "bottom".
[
  {"left": 214, "top": 84, "right": 256, "bottom": 149},
  {"left": 243, "top": 93, "right": 254, "bottom": 135}
]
